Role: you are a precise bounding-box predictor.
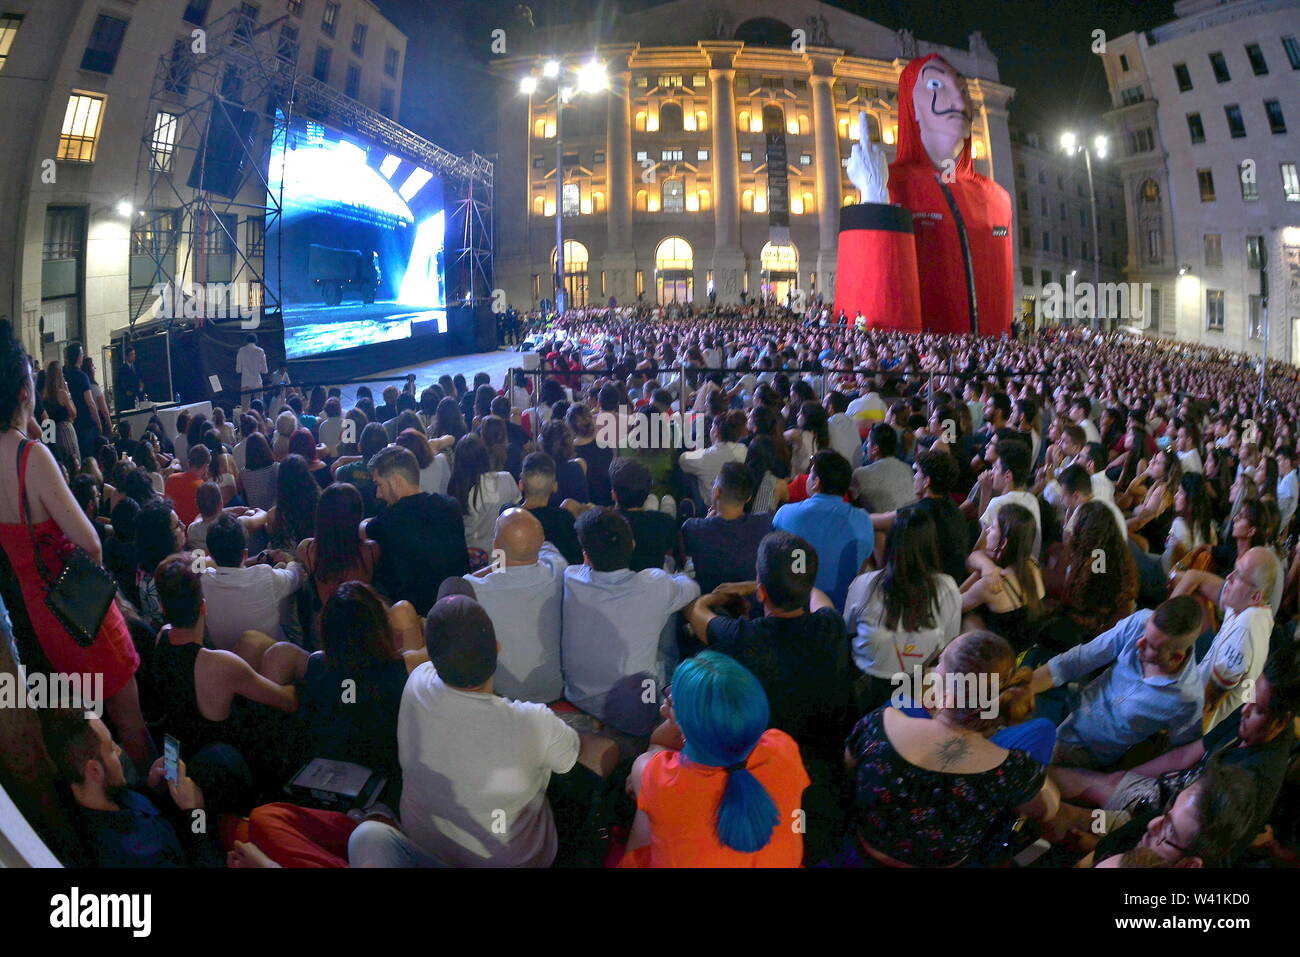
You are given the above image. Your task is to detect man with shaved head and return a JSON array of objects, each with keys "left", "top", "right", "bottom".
[
  {"left": 462, "top": 507, "right": 567, "bottom": 703},
  {"left": 1173, "top": 545, "right": 1278, "bottom": 731}
]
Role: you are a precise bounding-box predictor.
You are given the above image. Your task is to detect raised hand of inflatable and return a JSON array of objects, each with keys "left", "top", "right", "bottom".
[{"left": 846, "top": 111, "right": 890, "bottom": 204}]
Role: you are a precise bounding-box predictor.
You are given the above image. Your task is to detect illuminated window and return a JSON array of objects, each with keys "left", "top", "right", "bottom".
[
  {"left": 738, "top": 110, "right": 750, "bottom": 132},
  {"left": 662, "top": 179, "right": 684, "bottom": 212},
  {"left": 149, "top": 111, "right": 179, "bottom": 172},
  {"left": 58, "top": 92, "right": 106, "bottom": 163},
  {"left": 534, "top": 118, "right": 546, "bottom": 138},
  {"left": 838, "top": 116, "right": 850, "bottom": 138},
  {"left": 0, "top": 14, "right": 23, "bottom": 73},
  {"left": 636, "top": 189, "right": 648, "bottom": 211},
  {"left": 750, "top": 114, "right": 763, "bottom": 133},
  {"left": 801, "top": 191, "right": 814, "bottom": 213},
  {"left": 656, "top": 237, "right": 693, "bottom": 270},
  {"left": 646, "top": 111, "right": 659, "bottom": 132},
  {"left": 321, "top": 1, "right": 339, "bottom": 37},
  {"left": 697, "top": 148, "right": 709, "bottom": 162},
  {"left": 695, "top": 110, "right": 708, "bottom": 131},
  {"left": 543, "top": 200, "right": 555, "bottom": 217},
  {"left": 753, "top": 189, "right": 767, "bottom": 214},
  {"left": 698, "top": 188, "right": 711, "bottom": 210},
  {"left": 592, "top": 191, "right": 605, "bottom": 212},
  {"left": 761, "top": 241, "right": 798, "bottom": 272},
  {"left": 562, "top": 182, "right": 580, "bottom": 217},
  {"left": 742, "top": 188, "right": 754, "bottom": 211},
  {"left": 798, "top": 114, "right": 810, "bottom": 134},
  {"left": 533, "top": 195, "right": 545, "bottom": 215},
  {"left": 843, "top": 192, "right": 857, "bottom": 205},
  {"left": 635, "top": 110, "right": 647, "bottom": 132},
  {"left": 552, "top": 240, "right": 588, "bottom": 271},
  {"left": 636, "top": 270, "right": 644, "bottom": 296},
  {"left": 544, "top": 119, "right": 556, "bottom": 138},
  {"left": 791, "top": 195, "right": 803, "bottom": 214},
  {"left": 787, "top": 116, "right": 800, "bottom": 135}
]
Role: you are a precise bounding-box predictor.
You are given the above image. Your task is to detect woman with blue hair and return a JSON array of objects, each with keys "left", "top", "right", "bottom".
[{"left": 619, "top": 651, "right": 809, "bottom": 867}]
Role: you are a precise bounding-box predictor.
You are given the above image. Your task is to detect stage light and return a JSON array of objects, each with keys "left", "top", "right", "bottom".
[
  {"left": 398, "top": 167, "right": 433, "bottom": 202},
  {"left": 1094, "top": 135, "right": 1108, "bottom": 159},
  {"left": 519, "top": 75, "right": 538, "bottom": 96},
  {"left": 543, "top": 60, "right": 560, "bottom": 78},
  {"left": 577, "top": 60, "right": 607, "bottom": 93},
  {"left": 1060, "top": 131, "right": 1077, "bottom": 153},
  {"left": 115, "top": 199, "right": 133, "bottom": 217},
  {"left": 1178, "top": 264, "right": 1190, "bottom": 276},
  {"left": 379, "top": 154, "right": 402, "bottom": 178}
]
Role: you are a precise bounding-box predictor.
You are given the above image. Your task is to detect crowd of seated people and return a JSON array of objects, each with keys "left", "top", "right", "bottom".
[{"left": 3, "top": 306, "right": 1300, "bottom": 869}]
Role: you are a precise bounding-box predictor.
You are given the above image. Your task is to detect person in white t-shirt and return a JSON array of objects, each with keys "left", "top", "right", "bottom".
[
  {"left": 1174, "top": 421, "right": 1204, "bottom": 475},
  {"left": 1173, "top": 546, "right": 1278, "bottom": 731},
  {"left": 1275, "top": 446, "right": 1298, "bottom": 534},
  {"left": 1069, "top": 397, "right": 1101, "bottom": 446},
  {"left": 386, "top": 595, "right": 616, "bottom": 868},
  {"left": 825, "top": 391, "right": 864, "bottom": 469},
  {"left": 977, "top": 438, "right": 1042, "bottom": 559}
]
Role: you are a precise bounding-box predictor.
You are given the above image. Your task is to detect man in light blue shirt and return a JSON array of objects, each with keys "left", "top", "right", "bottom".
[
  {"left": 1030, "top": 597, "right": 1204, "bottom": 769},
  {"left": 561, "top": 508, "right": 699, "bottom": 737},
  {"left": 772, "top": 450, "right": 876, "bottom": 611}
]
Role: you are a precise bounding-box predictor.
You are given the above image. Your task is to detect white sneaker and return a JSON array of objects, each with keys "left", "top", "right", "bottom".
[
  {"left": 659, "top": 494, "right": 676, "bottom": 518},
  {"left": 643, "top": 493, "right": 659, "bottom": 513}
]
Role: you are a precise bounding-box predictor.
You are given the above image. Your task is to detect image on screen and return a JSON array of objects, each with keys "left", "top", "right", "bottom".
[{"left": 267, "top": 114, "right": 448, "bottom": 359}]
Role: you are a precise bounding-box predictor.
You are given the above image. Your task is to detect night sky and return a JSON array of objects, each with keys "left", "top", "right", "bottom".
[{"left": 373, "top": 0, "right": 1177, "bottom": 155}]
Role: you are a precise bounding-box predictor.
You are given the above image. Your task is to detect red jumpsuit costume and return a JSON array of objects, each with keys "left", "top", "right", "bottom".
[{"left": 834, "top": 54, "right": 1014, "bottom": 337}]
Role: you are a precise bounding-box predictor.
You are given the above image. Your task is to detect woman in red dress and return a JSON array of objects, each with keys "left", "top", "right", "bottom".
[{"left": 0, "top": 321, "right": 152, "bottom": 767}]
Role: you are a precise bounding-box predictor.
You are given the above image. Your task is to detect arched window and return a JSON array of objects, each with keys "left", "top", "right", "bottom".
[
  {"left": 551, "top": 241, "right": 589, "bottom": 307},
  {"left": 738, "top": 110, "right": 750, "bottom": 132},
  {"left": 798, "top": 113, "right": 810, "bottom": 135},
  {"left": 635, "top": 110, "right": 648, "bottom": 132},
  {"left": 662, "top": 178, "right": 685, "bottom": 213},
  {"left": 636, "top": 189, "right": 648, "bottom": 211},
  {"left": 655, "top": 237, "right": 693, "bottom": 271},
  {"left": 592, "top": 191, "right": 605, "bottom": 213},
  {"left": 659, "top": 102, "right": 683, "bottom": 132},
  {"left": 838, "top": 116, "right": 850, "bottom": 139},
  {"left": 742, "top": 188, "right": 754, "bottom": 211},
  {"left": 842, "top": 192, "right": 857, "bottom": 206},
  {"left": 695, "top": 110, "right": 708, "bottom": 131},
  {"left": 786, "top": 115, "right": 800, "bottom": 135},
  {"left": 867, "top": 114, "right": 881, "bottom": 143},
  {"left": 1139, "top": 179, "right": 1160, "bottom": 204},
  {"left": 802, "top": 191, "right": 814, "bottom": 213},
  {"left": 760, "top": 241, "right": 798, "bottom": 272},
  {"left": 1138, "top": 180, "right": 1162, "bottom": 265},
  {"left": 532, "top": 195, "right": 545, "bottom": 216},
  {"left": 698, "top": 188, "right": 711, "bottom": 211},
  {"left": 534, "top": 118, "right": 546, "bottom": 139}
]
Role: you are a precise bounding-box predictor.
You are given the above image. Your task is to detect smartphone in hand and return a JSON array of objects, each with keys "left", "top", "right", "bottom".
[{"left": 164, "top": 734, "right": 180, "bottom": 785}]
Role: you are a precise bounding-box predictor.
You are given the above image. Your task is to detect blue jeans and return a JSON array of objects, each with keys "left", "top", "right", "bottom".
[{"left": 347, "top": 821, "right": 448, "bottom": 868}]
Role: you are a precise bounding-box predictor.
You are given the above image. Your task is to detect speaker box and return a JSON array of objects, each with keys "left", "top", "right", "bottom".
[{"left": 187, "top": 105, "right": 259, "bottom": 199}]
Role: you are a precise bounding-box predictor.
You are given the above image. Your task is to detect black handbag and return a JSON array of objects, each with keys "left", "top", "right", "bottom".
[{"left": 17, "top": 440, "right": 118, "bottom": 647}]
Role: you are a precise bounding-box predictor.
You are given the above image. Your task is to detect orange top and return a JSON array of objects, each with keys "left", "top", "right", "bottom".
[
  {"left": 165, "top": 471, "right": 205, "bottom": 526},
  {"left": 619, "top": 729, "right": 810, "bottom": 868}
]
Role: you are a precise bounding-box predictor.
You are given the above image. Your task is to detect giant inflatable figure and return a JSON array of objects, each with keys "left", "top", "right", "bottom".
[{"left": 834, "top": 54, "right": 1013, "bottom": 337}]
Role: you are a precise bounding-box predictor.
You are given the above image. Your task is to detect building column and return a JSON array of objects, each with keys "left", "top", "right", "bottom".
[
  {"left": 708, "top": 57, "right": 744, "bottom": 303},
  {"left": 810, "top": 70, "right": 842, "bottom": 303},
  {"left": 603, "top": 53, "right": 636, "bottom": 304}
]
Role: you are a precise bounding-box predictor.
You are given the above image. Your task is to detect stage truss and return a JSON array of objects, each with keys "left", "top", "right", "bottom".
[{"left": 127, "top": 6, "right": 494, "bottom": 333}]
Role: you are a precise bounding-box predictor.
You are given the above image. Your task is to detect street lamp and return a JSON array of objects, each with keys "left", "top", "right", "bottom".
[
  {"left": 521, "top": 57, "right": 607, "bottom": 314},
  {"left": 1060, "top": 130, "right": 1107, "bottom": 327}
]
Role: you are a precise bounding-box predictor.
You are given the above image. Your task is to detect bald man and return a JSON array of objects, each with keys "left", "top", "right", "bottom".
[
  {"left": 1173, "top": 545, "right": 1278, "bottom": 731},
  {"left": 463, "top": 508, "right": 568, "bottom": 703}
]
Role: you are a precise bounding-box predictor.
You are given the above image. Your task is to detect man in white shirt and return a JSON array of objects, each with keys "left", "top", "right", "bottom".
[
  {"left": 391, "top": 596, "right": 610, "bottom": 868},
  {"left": 977, "top": 438, "right": 1042, "bottom": 559},
  {"left": 679, "top": 410, "right": 747, "bottom": 506},
  {"left": 1173, "top": 546, "right": 1277, "bottom": 731},
  {"left": 200, "top": 513, "right": 302, "bottom": 651},
  {"left": 561, "top": 508, "right": 699, "bottom": 737},
  {"left": 847, "top": 377, "right": 888, "bottom": 440},
  {"left": 463, "top": 509, "right": 566, "bottom": 704},
  {"left": 235, "top": 333, "right": 267, "bottom": 398},
  {"left": 1070, "top": 396, "right": 1101, "bottom": 445},
  {"left": 1174, "top": 421, "right": 1204, "bottom": 475},
  {"left": 825, "top": 391, "right": 864, "bottom": 469},
  {"left": 1057, "top": 465, "right": 1128, "bottom": 542}
]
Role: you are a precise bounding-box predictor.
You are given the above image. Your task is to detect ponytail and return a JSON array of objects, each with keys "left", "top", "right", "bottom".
[{"left": 672, "top": 652, "right": 781, "bottom": 854}]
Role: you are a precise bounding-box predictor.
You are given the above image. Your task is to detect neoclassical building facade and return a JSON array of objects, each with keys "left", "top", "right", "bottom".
[{"left": 490, "top": 0, "right": 1016, "bottom": 309}]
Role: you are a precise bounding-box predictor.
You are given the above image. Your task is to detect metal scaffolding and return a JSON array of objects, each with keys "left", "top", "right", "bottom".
[{"left": 128, "top": 6, "right": 494, "bottom": 334}]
